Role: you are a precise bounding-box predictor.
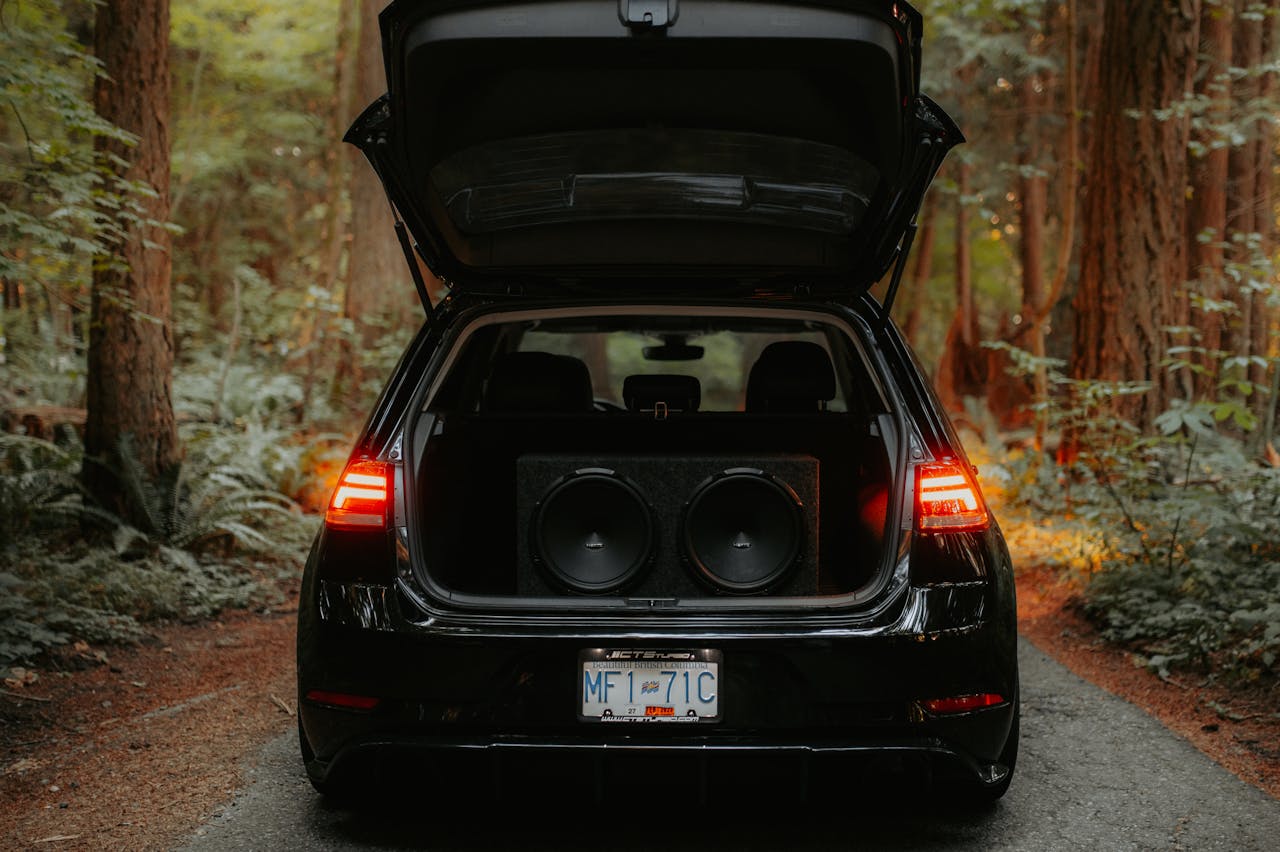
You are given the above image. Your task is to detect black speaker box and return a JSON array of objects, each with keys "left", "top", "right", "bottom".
[{"left": 516, "top": 454, "right": 820, "bottom": 597}]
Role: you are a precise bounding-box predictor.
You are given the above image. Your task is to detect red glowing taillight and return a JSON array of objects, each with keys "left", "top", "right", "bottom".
[
  {"left": 324, "top": 460, "right": 391, "bottom": 530},
  {"left": 919, "top": 693, "right": 1007, "bottom": 715},
  {"left": 304, "top": 689, "right": 380, "bottom": 711},
  {"left": 915, "top": 461, "right": 989, "bottom": 533}
]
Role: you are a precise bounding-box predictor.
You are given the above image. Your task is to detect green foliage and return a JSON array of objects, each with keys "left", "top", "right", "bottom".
[
  {"left": 986, "top": 348, "right": 1280, "bottom": 682},
  {"left": 0, "top": 433, "right": 113, "bottom": 547},
  {"left": 111, "top": 433, "right": 302, "bottom": 551},
  {"left": 1, "top": 1, "right": 124, "bottom": 291},
  {"left": 0, "top": 426, "right": 316, "bottom": 665},
  {"left": 0, "top": 532, "right": 283, "bottom": 665}
]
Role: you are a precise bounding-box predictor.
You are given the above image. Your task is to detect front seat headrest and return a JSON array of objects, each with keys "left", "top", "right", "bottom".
[
  {"left": 622, "top": 374, "right": 702, "bottom": 414},
  {"left": 745, "top": 341, "right": 836, "bottom": 413},
  {"left": 481, "top": 351, "right": 594, "bottom": 412}
]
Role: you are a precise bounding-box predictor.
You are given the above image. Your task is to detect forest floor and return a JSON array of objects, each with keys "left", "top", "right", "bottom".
[{"left": 0, "top": 569, "right": 1277, "bottom": 851}]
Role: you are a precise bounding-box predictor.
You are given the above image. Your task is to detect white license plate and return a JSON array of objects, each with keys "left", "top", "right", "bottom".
[{"left": 579, "top": 650, "right": 721, "bottom": 723}]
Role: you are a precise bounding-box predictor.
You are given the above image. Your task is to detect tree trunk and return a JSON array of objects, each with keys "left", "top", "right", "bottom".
[
  {"left": 936, "top": 160, "right": 986, "bottom": 411},
  {"left": 82, "top": 0, "right": 180, "bottom": 519},
  {"left": 1069, "top": 0, "right": 1200, "bottom": 429},
  {"left": 1226, "top": 0, "right": 1261, "bottom": 368},
  {"left": 300, "top": 0, "right": 358, "bottom": 422},
  {"left": 336, "top": 0, "right": 415, "bottom": 404},
  {"left": 1012, "top": 71, "right": 1049, "bottom": 431},
  {"left": 1247, "top": 3, "right": 1277, "bottom": 429},
  {"left": 901, "top": 198, "right": 938, "bottom": 345},
  {"left": 1186, "top": 0, "right": 1233, "bottom": 398}
]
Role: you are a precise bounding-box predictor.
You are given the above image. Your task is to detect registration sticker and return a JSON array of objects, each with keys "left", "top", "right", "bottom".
[{"left": 579, "top": 649, "right": 721, "bottom": 723}]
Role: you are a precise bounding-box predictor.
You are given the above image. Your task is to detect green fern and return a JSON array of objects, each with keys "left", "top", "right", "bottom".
[
  {"left": 112, "top": 433, "right": 301, "bottom": 551},
  {"left": 0, "top": 434, "right": 115, "bottom": 546}
]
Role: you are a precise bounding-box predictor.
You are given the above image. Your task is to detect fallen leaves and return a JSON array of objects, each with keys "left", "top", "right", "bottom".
[{"left": 4, "top": 667, "right": 39, "bottom": 690}]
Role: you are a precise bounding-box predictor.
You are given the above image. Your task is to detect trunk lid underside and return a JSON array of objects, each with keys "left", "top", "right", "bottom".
[{"left": 349, "top": 0, "right": 960, "bottom": 297}]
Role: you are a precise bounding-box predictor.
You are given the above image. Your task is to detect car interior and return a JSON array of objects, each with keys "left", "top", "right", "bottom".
[{"left": 411, "top": 310, "right": 895, "bottom": 600}]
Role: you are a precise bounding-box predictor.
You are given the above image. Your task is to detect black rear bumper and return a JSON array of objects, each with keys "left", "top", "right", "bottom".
[{"left": 302, "top": 726, "right": 1015, "bottom": 803}]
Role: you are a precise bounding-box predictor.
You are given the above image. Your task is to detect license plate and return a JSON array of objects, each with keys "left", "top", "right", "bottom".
[{"left": 579, "top": 649, "right": 721, "bottom": 723}]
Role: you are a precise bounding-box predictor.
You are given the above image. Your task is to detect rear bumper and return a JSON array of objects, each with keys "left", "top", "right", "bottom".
[
  {"left": 297, "top": 621, "right": 1018, "bottom": 795},
  {"left": 298, "top": 526, "right": 1019, "bottom": 796},
  {"left": 303, "top": 726, "right": 1015, "bottom": 802}
]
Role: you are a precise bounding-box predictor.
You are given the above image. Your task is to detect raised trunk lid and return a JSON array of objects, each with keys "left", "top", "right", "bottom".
[{"left": 350, "top": 0, "right": 960, "bottom": 296}]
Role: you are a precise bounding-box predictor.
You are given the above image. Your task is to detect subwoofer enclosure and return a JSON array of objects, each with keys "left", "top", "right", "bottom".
[{"left": 517, "top": 455, "right": 819, "bottom": 597}]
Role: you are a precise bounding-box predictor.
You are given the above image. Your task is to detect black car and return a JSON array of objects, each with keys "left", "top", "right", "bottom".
[{"left": 297, "top": 0, "right": 1019, "bottom": 805}]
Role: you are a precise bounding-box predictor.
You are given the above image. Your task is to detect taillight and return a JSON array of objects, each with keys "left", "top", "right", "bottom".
[
  {"left": 325, "top": 460, "right": 391, "bottom": 530},
  {"left": 915, "top": 461, "right": 989, "bottom": 533},
  {"left": 919, "top": 693, "right": 1006, "bottom": 715},
  {"left": 304, "top": 689, "right": 380, "bottom": 711}
]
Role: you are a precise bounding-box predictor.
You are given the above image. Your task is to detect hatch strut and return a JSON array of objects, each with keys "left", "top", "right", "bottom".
[
  {"left": 881, "top": 220, "right": 918, "bottom": 317},
  {"left": 392, "top": 213, "right": 438, "bottom": 330}
]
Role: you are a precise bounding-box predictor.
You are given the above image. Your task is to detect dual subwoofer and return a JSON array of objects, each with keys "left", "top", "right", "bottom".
[{"left": 516, "top": 455, "right": 819, "bottom": 597}]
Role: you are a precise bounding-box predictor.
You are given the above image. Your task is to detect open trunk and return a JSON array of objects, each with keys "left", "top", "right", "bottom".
[{"left": 402, "top": 304, "right": 903, "bottom": 611}]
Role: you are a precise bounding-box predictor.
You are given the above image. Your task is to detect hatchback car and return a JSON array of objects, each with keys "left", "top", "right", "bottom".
[{"left": 297, "top": 0, "right": 1019, "bottom": 806}]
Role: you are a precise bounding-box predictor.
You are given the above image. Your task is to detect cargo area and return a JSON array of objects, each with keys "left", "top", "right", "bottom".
[
  {"left": 414, "top": 411, "right": 894, "bottom": 599},
  {"left": 402, "top": 307, "right": 900, "bottom": 605}
]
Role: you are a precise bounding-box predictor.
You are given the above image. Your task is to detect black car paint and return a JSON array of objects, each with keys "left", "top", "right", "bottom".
[
  {"left": 296, "top": 295, "right": 1019, "bottom": 799},
  {"left": 299, "top": 0, "right": 1015, "bottom": 803},
  {"left": 347, "top": 0, "right": 961, "bottom": 293}
]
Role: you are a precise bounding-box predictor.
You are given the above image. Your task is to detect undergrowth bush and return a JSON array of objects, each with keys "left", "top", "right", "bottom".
[
  {"left": 0, "top": 424, "right": 319, "bottom": 667},
  {"left": 980, "top": 343, "right": 1280, "bottom": 683}
]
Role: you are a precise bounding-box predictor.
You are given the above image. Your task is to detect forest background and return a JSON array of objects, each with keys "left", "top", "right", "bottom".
[{"left": 2, "top": 0, "right": 1278, "bottom": 695}]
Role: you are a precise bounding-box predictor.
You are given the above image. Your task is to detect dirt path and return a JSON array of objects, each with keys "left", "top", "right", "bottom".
[
  {"left": 0, "top": 610, "right": 297, "bottom": 851},
  {"left": 1017, "top": 564, "right": 1280, "bottom": 799},
  {"left": 1, "top": 571, "right": 1275, "bottom": 849}
]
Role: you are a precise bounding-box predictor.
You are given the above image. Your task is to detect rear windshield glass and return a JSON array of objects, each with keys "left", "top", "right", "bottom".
[
  {"left": 428, "top": 311, "right": 885, "bottom": 416},
  {"left": 429, "top": 129, "right": 880, "bottom": 237}
]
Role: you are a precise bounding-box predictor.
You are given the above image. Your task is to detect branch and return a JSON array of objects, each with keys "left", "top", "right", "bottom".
[{"left": 7, "top": 100, "right": 37, "bottom": 164}]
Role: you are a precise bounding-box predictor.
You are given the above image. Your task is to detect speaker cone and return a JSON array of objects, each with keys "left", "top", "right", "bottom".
[
  {"left": 682, "top": 469, "right": 803, "bottom": 593},
  {"left": 531, "top": 469, "right": 654, "bottom": 594}
]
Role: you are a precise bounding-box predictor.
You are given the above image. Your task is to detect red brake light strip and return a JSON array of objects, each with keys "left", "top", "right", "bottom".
[
  {"left": 916, "top": 461, "right": 989, "bottom": 532},
  {"left": 325, "top": 460, "right": 391, "bottom": 530}
]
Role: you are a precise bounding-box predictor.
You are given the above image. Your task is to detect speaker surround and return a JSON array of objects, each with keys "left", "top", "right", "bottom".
[
  {"left": 529, "top": 468, "right": 655, "bottom": 594},
  {"left": 517, "top": 454, "right": 819, "bottom": 597},
  {"left": 682, "top": 469, "right": 804, "bottom": 593}
]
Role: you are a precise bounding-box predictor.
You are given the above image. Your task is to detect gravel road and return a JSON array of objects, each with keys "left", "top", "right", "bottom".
[{"left": 183, "top": 639, "right": 1280, "bottom": 850}]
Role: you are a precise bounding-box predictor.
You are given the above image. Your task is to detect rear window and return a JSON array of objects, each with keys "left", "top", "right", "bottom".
[
  {"left": 427, "top": 309, "right": 886, "bottom": 415},
  {"left": 430, "top": 129, "right": 880, "bottom": 237}
]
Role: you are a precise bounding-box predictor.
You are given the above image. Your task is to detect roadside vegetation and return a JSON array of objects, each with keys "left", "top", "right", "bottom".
[{"left": 2, "top": 0, "right": 1278, "bottom": 701}]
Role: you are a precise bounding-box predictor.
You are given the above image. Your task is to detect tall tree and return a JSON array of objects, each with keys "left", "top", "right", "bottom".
[
  {"left": 337, "top": 0, "right": 415, "bottom": 401},
  {"left": 1069, "top": 0, "right": 1201, "bottom": 427},
  {"left": 82, "top": 0, "right": 180, "bottom": 517},
  {"left": 1186, "top": 0, "right": 1234, "bottom": 398},
  {"left": 900, "top": 199, "right": 938, "bottom": 345},
  {"left": 1225, "top": 0, "right": 1279, "bottom": 430}
]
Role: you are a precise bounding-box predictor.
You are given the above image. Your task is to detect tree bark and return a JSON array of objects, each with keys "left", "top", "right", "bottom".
[
  {"left": 901, "top": 198, "right": 938, "bottom": 345},
  {"left": 1247, "top": 3, "right": 1277, "bottom": 428},
  {"left": 82, "top": 0, "right": 181, "bottom": 518},
  {"left": 936, "top": 159, "right": 986, "bottom": 410},
  {"left": 1186, "top": 0, "right": 1233, "bottom": 398},
  {"left": 1012, "top": 71, "right": 1049, "bottom": 432},
  {"left": 1069, "top": 0, "right": 1201, "bottom": 429},
  {"left": 336, "top": 0, "right": 416, "bottom": 403}
]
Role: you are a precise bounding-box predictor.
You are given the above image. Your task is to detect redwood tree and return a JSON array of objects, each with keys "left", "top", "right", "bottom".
[
  {"left": 82, "top": 0, "right": 181, "bottom": 519},
  {"left": 1186, "top": 0, "right": 1233, "bottom": 397},
  {"left": 1069, "top": 0, "right": 1201, "bottom": 427},
  {"left": 337, "top": 0, "right": 416, "bottom": 401}
]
